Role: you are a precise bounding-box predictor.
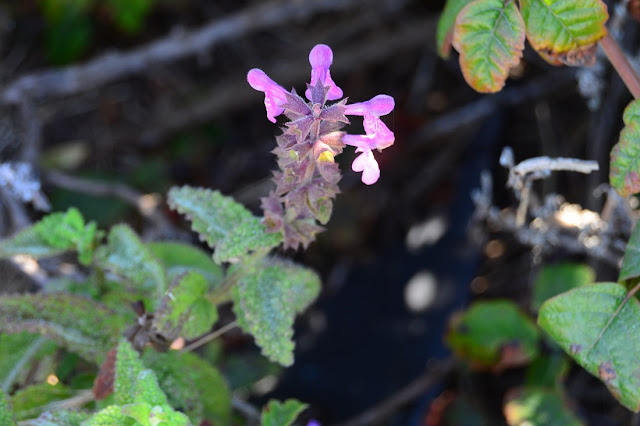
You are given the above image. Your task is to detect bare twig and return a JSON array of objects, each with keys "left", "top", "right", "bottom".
[
  {"left": 511, "top": 156, "right": 599, "bottom": 177},
  {"left": 181, "top": 320, "right": 238, "bottom": 352},
  {"left": 232, "top": 395, "right": 261, "bottom": 425},
  {"left": 336, "top": 357, "right": 456, "bottom": 426},
  {"left": 600, "top": 33, "right": 640, "bottom": 99},
  {"left": 0, "top": 0, "right": 375, "bottom": 104}
]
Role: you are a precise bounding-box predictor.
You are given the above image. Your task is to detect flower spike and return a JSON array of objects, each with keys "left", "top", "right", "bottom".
[
  {"left": 247, "top": 68, "right": 289, "bottom": 123},
  {"left": 305, "top": 44, "right": 343, "bottom": 101}
]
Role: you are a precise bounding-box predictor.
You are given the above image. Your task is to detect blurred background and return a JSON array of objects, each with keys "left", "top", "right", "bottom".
[{"left": 0, "top": 0, "right": 636, "bottom": 424}]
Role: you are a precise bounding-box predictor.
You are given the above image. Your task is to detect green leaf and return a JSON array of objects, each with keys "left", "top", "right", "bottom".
[
  {"left": 106, "top": 0, "right": 151, "bottom": 34},
  {"left": 504, "top": 387, "right": 583, "bottom": 426},
  {"left": 0, "top": 333, "right": 51, "bottom": 391},
  {"left": 42, "top": 4, "right": 93, "bottom": 65},
  {"left": 446, "top": 300, "right": 540, "bottom": 369},
  {"left": 151, "top": 272, "right": 218, "bottom": 341},
  {"left": 0, "top": 294, "right": 124, "bottom": 363},
  {"left": 10, "top": 383, "right": 76, "bottom": 421},
  {"left": 0, "top": 208, "right": 100, "bottom": 264},
  {"left": 621, "top": 221, "right": 640, "bottom": 281},
  {"left": 120, "top": 403, "right": 190, "bottom": 426},
  {"left": 27, "top": 409, "right": 90, "bottom": 426},
  {"left": 532, "top": 263, "right": 595, "bottom": 311},
  {"left": 261, "top": 399, "right": 308, "bottom": 426},
  {"left": 436, "top": 0, "right": 474, "bottom": 58},
  {"left": 143, "top": 350, "right": 231, "bottom": 425},
  {"left": 524, "top": 353, "right": 570, "bottom": 389},
  {"left": 519, "top": 0, "right": 608, "bottom": 62},
  {"left": 147, "top": 241, "right": 223, "bottom": 285},
  {"left": 84, "top": 405, "right": 134, "bottom": 426},
  {"left": 167, "top": 186, "right": 281, "bottom": 264},
  {"left": 539, "top": 283, "right": 640, "bottom": 411},
  {"left": 0, "top": 388, "right": 16, "bottom": 426},
  {"left": 95, "top": 225, "right": 166, "bottom": 307},
  {"left": 232, "top": 258, "right": 321, "bottom": 366},
  {"left": 452, "top": 0, "right": 525, "bottom": 93},
  {"left": 611, "top": 99, "right": 640, "bottom": 198},
  {"left": 114, "top": 340, "right": 168, "bottom": 407}
]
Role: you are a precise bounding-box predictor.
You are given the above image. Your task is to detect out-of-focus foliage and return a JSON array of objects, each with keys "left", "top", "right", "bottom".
[
  {"left": 610, "top": 99, "right": 640, "bottom": 198},
  {"left": 531, "top": 263, "right": 595, "bottom": 312},
  {"left": 261, "top": 399, "right": 308, "bottom": 426},
  {"left": 504, "top": 387, "right": 583, "bottom": 426}
]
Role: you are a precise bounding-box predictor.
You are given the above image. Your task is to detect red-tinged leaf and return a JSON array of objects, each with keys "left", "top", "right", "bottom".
[
  {"left": 437, "top": 0, "right": 474, "bottom": 58},
  {"left": 519, "top": 0, "right": 608, "bottom": 65},
  {"left": 93, "top": 347, "right": 117, "bottom": 400},
  {"left": 610, "top": 99, "right": 640, "bottom": 197},
  {"left": 452, "top": 0, "right": 525, "bottom": 93}
]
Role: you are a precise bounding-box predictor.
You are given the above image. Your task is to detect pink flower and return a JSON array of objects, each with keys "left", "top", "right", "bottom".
[
  {"left": 352, "top": 148, "right": 380, "bottom": 185},
  {"left": 305, "top": 44, "right": 343, "bottom": 101},
  {"left": 344, "top": 94, "right": 394, "bottom": 117},
  {"left": 247, "top": 68, "right": 288, "bottom": 123}
]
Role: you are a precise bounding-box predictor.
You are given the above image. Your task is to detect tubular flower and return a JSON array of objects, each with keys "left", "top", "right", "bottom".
[{"left": 248, "top": 44, "right": 395, "bottom": 248}]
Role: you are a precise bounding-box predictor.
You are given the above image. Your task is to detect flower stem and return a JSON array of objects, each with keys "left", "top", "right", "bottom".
[{"left": 600, "top": 33, "right": 640, "bottom": 99}]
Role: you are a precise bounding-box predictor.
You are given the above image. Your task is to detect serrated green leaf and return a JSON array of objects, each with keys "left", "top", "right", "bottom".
[
  {"left": 611, "top": 99, "right": 640, "bottom": 198},
  {"left": 437, "top": 0, "right": 474, "bottom": 58},
  {"left": 261, "top": 399, "right": 308, "bottom": 426},
  {"left": 152, "top": 272, "right": 217, "bottom": 341},
  {"left": 167, "top": 186, "right": 281, "bottom": 264},
  {"left": 0, "top": 294, "right": 124, "bottom": 364},
  {"left": 84, "top": 404, "right": 135, "bottom": 426},
  {"left": 114, "top": 340, "right": 169, "bottom": 408},
  {"left": 28, "top": 409, "right": 90, "bottom": 426},
  {"left": 519, "top": 0, "right": 608, "bottom": 60},
  {"left": 621, "top": 221, "right": 640, "bottom": 281},
  {"left": 0, "top": 208, "right": 100, "bottom": 264},
  {"left": 452, "top": 0, "right": 525, "bottom": 93},
  {"left": 119, "top": 402, "right": 190, "bottom": 426},
  {"left": 532, "top": 263, "right": 595, "bottom": 311},
  {"left": 0, "top": 388, "right": 16, "bottom": 426},
  {"left": 446, "top": 300, "right": 539, "bottom": 369},
  {"left": 539, "top": 283, "right": 640, "bottom": 411},
  {"left": 143, "top": 350, "right": 231, "bottom": 425},
  {"left": 504, "top": 386, "right": 583, "bottom": 426},
  {"left": 11, "top": 383, "right": 76, "bottom": 420},
  {"left": 232, "top": 258, "right": 321, "bottom": 366},
  {"left": 147, "top": 241, "right": 223, "bottom": 286},
  {"left": 95, "top": 225, "right": 166, "bottom": 307}
]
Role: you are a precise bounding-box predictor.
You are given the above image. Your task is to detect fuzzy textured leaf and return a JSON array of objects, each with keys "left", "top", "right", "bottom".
[
  {"left": 83, "top": 405, "right": 134, "bottom": 426},
  {"left": 0, "top": 208, "right": 99, "bottom": 264},
  {"left": 0, "top": 388, "right": 15, "bottom": 426},
  {"left": 0, "top": 294, "right": 124, "bottom": 363},
  {"left": 95, "top": 224, "right": 166, "bottom": 306},
  {"left": 519, "top": 0, "right": 608, "bottom": 62},
  {"left": 167, "top": 186, "right": 281, "bottom": 264},
  {"left": 452, "top": 0, "right": 525, "bottom": 93},
  {"left": 151, "top": 272, "right": 218, "bottom": 341},
  {"left": 114, "top": 340, "right": 167, "bottom": 407},
  {"left": 143, "top": 350, "right": 231, "bottom": 425},
  {"left": 232, "top": 258, "right": 321, "bottom": 366},
  {"left": 261, "top": 399, "right": 308, "bottom": 426},
  {"left": 611, "top": 99, "right": 640, "bottom": 197},
  {"left": 504, "top": 386, "right": 583, "bottom": 426},
  {"left": 147, "top": 241, "right": 223, "bottom": 285},
  {"left": 446, "top": 300, "right": 539, "bottom": 369},
  {"left": 437, "top": 0, "right": 474, "bottom": 58},
  {"left": 539, "top": 283, "right": 640, "bottom": 411},
  {"left": 532, "top": 263, "right": 594, "bottom": 311},
  {"left": 621, "top": 220, "right": 640, "bottom": 281}
]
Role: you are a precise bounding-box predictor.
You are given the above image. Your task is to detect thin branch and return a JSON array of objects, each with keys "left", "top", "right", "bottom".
[
  {"left": 600, "top": 33, "right": 640, "bottom": 99},
  {"left": 181, "top": 320, "right": 238, "bottom": 352},
  {"left": 0, "top": 0, "right": 373, "bottom": 104},
  {"left": 232, "top": 395, "right": 261, "bottom": 424},
  {"left": 336, "top": 357, "right": 456, "bottom": 426},
  {"left": 511, "top": 156, "right": 599, "bottom": 177}
]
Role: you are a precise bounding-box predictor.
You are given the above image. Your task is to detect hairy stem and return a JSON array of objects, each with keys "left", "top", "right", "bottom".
[{"left": 600, "top": 33, "right": 640, "bottom": 100}]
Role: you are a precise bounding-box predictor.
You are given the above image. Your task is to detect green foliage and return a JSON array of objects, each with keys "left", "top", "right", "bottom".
[
  {"left": 452, "top": 0, "right": 525, "bottom": 93},
  {"left": 106, "top": 0, "right": 152, "bottom": 33},
  {"left": 167, "top": 186, "right": 281, "bottom": 264},
  {"left": 436, "top": 0, "right": 474, "bottom": 58},
  {"left": 524, "top": 353, "right": 570, "bottom": 389},
  {"left": 519, "top": 0, "right": 608, "bottom": 63},
  {"left": 83, "top": 404, "right": 134, "bottom": 425},
  {"left": 28, "top": 409, "right": 90, "bottom": 426},
  {"left": 152, "top": 271, "right": 218, "bottom": 342},
  {"left": 0, "top": 388, "right": 16, "bottom": 426},
  {"left": 446, "top": 300, "right": 540, "bottom": 369},
  {"left": 539, "top": 283, "right": 640, "bottom": 411},
  {"left": 147, "top": 241, "right": 223, "bottom": 285},
  {"left": 95, "top": 224, "right": 167, "bottom": 308},
  {"left": 532, "top": 263, "right": 595, "bottom": 312},
  {"left": 610, "top": 99, "right": 640, "bottom": 198},
  {"left": 41, "top": 0, "right": 93, "bottom": 65},
  {"left": 143, "top": 350, "right": 231, "bottom": 425},
  {"left": 0, "top": 294, "right": 124, "bottom": 364},
  {"left": 504, "top": 387, "right": 583, "bottom": 426},
  {"left": 0, "top": 333, "right": 54, "bottom": 391},
  {"left": 232, "top": 258, "right": 321, "bottom": 366},
  {"left": 261, "top": 399, "right": 308, "bottom": 426},
  {"left": 621, "top": 222, "right": 640, "bottom": 282},
  {"left": 10, "top": 383, "right": 76, "bottom": 420},
  {"left": 0, "top": 208, "right": 101, "bottom": 265}
]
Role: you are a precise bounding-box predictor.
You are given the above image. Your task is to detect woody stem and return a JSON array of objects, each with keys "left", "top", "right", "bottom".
[{"left": 600, "top": 33, "right": 640, "bottom": 99}]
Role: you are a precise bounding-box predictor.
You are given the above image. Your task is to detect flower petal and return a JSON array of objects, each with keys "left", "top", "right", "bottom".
[
  {"left": 352, "top": 149, "right": 380, "bottom": 185},
  {"left": 305, "top": 44, "right": 343, "bottom": 101},
  {"left": 247, "top": 68, "right": 288, "bottom": 123},
  {"left": 344, "top": 94, "right": 395, "bottom": 117}
]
